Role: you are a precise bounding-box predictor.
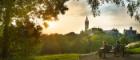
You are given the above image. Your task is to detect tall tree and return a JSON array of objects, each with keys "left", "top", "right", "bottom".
[{"left": 0, "top": 0, "right": 68, "bottom": 60}]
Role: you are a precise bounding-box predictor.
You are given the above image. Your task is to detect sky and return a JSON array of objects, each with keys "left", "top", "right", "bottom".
[{"left": 42, "top": 0, "right": 140, "bottom": 34}]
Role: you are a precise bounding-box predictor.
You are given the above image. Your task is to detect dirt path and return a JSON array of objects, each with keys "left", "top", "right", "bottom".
[{"left": 79, "top": 53, "right": 140, "bottom": 60}]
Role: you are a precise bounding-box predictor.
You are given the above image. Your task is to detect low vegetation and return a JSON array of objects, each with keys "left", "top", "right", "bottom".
[{"left": 33, "top": 54, "right": 80, "bottom": 60}]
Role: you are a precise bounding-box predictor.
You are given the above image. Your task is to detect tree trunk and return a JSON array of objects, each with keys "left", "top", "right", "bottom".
[
  {"left": 1, "top": 0, "right": 12, "bottom": 59},
  {"left": 1, "top": 25, "right": 10, "bottom": 60}
]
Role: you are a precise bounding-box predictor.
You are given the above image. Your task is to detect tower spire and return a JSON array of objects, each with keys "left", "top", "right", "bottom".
[
  {"left": 85, "top": 16, "right": 89, "bottom": 31},
  {"left": 86, "top": 16, "right": 88, "bottom": 20}
]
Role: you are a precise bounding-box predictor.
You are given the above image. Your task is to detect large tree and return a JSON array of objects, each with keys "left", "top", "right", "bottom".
[{"left": 0, "top": 0, "right": 68, "bottom": 60}]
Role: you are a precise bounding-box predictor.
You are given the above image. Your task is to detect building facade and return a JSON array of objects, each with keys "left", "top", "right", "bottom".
[{"left": 124, "top": 27, "right": 138, "bottom": 41}]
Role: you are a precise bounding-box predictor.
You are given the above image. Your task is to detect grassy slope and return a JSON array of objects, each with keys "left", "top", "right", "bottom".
[
  {"left": 127, "top": 48, "right": 140, "bottom": 54},
  {"left": 34, "top": 54, "right": 80, "bottom": 60}
]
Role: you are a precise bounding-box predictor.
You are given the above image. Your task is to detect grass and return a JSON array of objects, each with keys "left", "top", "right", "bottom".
[
  {"left": 127, "top": 48, "right": 140, "bottom": 54},
  {"left": 34, "top": 54, "right": 80, "bottom": 60}
]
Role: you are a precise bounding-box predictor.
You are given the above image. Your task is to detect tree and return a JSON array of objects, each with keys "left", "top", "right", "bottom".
[
  {"left": 119, "top": 35, "right": 128, "bottom": 45},
  {"left": 0, "top": 0, "right": 68, "bottom": 60},
  {"left": 87, "top": 0, "right": 140, "bottom": 21}
]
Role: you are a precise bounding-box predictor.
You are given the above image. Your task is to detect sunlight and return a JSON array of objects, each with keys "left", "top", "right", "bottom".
[{"left": 47, "top": 21, "right": 57, "bottom": 29}]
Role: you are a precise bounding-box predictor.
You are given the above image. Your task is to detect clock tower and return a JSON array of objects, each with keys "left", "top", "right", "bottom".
[{"left": 85, "top": 16, "right": 89, "bottom": 31}]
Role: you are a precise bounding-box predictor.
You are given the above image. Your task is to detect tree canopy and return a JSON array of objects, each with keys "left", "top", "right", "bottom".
[
  {"left": 87, "top": 0, "right": 140, "bottom": 21},
  {"left": 0, "top": 0, "right": 69, "bottom": 60}
]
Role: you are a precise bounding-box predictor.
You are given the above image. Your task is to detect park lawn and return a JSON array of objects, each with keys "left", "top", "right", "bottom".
[
  {"left": 127, "top": 48, "right": 140, "bottom": 54},
  {"left": 34, "top": 54, "right": 80, "bottom": 60}
]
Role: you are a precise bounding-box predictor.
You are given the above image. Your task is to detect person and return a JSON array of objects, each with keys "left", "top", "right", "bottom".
[
  {"left": 103, "top": 41, "right": 108, "bottom": 49},
  {"left": 114, "top": 41, "right": 121, "bottom": 56},
  {"left": 99, "top": 41, "right": 108, "bottom": 58}
]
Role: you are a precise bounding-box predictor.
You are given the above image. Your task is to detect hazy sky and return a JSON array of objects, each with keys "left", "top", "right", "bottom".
[{"left": 42, "top": 0, "right": 140, "bottom": 34}]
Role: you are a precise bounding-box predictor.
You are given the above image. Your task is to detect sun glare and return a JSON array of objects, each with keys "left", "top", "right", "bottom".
[{"left": 47, "top": 21, "right": 57, "bottom": 29}]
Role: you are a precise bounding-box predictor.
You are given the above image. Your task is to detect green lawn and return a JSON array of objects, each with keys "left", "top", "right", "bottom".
[
  {"left": 127, "top": 48, "right": 140, "bottom": 54},
  {"left": 34, "top": 54, "right": 80, "bottom": 60}
]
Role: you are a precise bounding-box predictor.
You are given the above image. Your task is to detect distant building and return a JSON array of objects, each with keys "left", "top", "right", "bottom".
[
  {"left": 136, "top": 34, "right": 140, "bottom": 39},
  {"left": 82, "top": 17, "right": 140, "bottom": 42},
  {"left": 85, "top": 16, "right": 89, "bottom": 32},
  {"left": 124, "top": 27, "right": 137, "bottom": 41},
  {"left": 82, "top": 16, "right": 104, "bottom": 35},
  {"left": 104, "top": 28, "right": 119, "bottom": 35},
  {"left": 104, "top": 28, "right": 121, "bottom": 40}
]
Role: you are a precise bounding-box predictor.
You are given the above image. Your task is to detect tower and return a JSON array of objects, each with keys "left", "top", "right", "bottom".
[{"left": 85, "top": 16, "right": 89, "bottom": 31}]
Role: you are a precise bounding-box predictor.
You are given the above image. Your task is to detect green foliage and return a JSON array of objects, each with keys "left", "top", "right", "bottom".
[
  {"left": 39, "top": 31, "right": 118, "bottom": 55},
  {"left": 0, "top": 23, "right": 42, "bottom": 59},
  {"left": 90, "top": 33, "right": 116, "bottom": 51},
  {"left": 0, "top": 0, "right": 69, "bottom": 20},
  {"left": 0, "top": 0, "right": 69, "bottom": 59},
  {"left": 87, "top": 0, "right": 140, "bottom": 21},
  {"left": 127, "top": 48, "right": 140, "bottom": 54},
  {"left": 40, "top": 33, "right": 89, "bottom": 54},
  {"left": 119, "top": 36, "right": 129, "bottom": 45}
]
